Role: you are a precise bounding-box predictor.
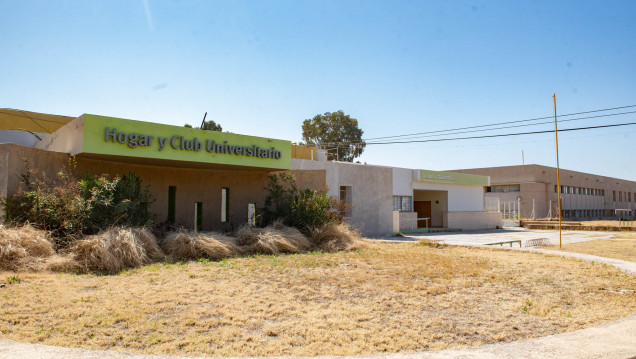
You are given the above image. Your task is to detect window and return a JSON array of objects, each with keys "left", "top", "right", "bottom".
[
  {"left": 195, "top": 202, "right": 203, "bottom": 232},
  {"left": 221, "top": 188, "right": 229, "bottom": 222},
  {"left": 491, "top": 184, "right": 520, "bottom": 193},
  {"left": 554, "top": 185, "right": 557, "bottom": 193},
  {"left": 613, "top": 191, "right": 616, "bottom": 201},
  {"left": 340, "top": 186, "right": 352, "bottom": 216},
  {"left": 629, "top": 192, "right": 632, "bottom": 202},
  {"left": 619, "top": 191, "right": 623, "bottom": 202},
  {"left": 168, "top": 186, "right": 176, "bottom": 223},
  {"left": 393, "top": 196, "right": 412, "bottom": 212}
]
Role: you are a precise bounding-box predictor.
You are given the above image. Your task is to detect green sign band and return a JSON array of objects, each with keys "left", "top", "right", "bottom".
[
  {"left": 418, "top": 169, "right": 489, "bottom": 186},
  {"left": 82, "top": 114, "right": 291, "bottom": 170}
]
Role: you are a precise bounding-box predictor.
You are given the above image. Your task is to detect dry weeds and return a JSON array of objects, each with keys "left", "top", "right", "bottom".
[
  {"left": 1, "top": 243, "right": 634, "bottom": 357},
  {"left": 0, "top": 225, "right": 55, "bottom": 271},
  {"left": 71, "top": 227, "right": 163, "bottom": 274},
  {"left": 555, "top": 239, "right": 636, "bottom": 262},
  {"left": 162, "top": 231, "right": 239, "bottom": 260},
  {"left": 309, "top": 222, "right": 369, "bottom": 251}
]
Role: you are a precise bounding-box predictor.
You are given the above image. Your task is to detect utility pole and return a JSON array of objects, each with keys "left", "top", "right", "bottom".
[{"left": 554, "top": 94, "right": 562, "bottom": 249}]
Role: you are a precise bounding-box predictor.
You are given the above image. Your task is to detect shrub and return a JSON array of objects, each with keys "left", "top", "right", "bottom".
[
  {"left": 262, "top": 173, "right": 346, "bottom": 234},
  {"left": 2, "top": 160, "right": 153, "bottom": 242}
]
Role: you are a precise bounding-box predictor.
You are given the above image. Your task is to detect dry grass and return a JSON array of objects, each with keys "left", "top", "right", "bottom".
[
  {"left": 71, "top": 227, "right": 163, "bottom": 274},
  {"left": 555, "top": 239, "right": 636, "bottom": 262},
  {"left": 237, "top": 223, "right": 311, "bottom": 254},
  {"left": 309, "top": 222, "right": 369, "bottom": 251},
  {"left": 1, "top": 243, "right": 634, "bottom": 357},
  {"left": 162, "top": 231, "right": 239, "bottom": 260},
  {"left": 0, "top": 225, "right": 55, "bottom": 271},
  {"left": 0, "top": 222, "right": 368, "bottom": 275},
  {"left": 582, "top": 220, "right": 636, "bottom": 228}
]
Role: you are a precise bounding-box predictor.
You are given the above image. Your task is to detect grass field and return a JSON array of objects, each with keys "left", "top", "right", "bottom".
[
  {"left": 556, "top": 239, "right": 636, "bottom": 262},
  {"left": 1, "top": 242, "right": 635, "bottom": 357}
]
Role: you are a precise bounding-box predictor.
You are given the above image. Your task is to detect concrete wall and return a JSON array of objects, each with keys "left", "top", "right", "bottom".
[
  {"left": 292, "top": 159, "right": 394, "bottom": 236},
  {"left": 35, "top": 115, "right": 84, "bottom": 155},
  {"left": 398, "top": 212, "right": 417, "bottom": 231},
  {"left": 444, "top": 211, "right": 502, "bottom": 230},
  {"left": 392, "top": 167, "right": 413, "bottom": 196},
  {"left": 0, "top": 144, "right": 325, "bottom": 232}
]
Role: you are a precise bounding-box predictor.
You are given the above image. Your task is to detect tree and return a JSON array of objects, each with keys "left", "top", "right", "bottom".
[
  {"left": 184, "top": 120, "right": 223, "bottom": 132},
  {"left": 301, "top": 111, "right": 365, "bottom": 162}
]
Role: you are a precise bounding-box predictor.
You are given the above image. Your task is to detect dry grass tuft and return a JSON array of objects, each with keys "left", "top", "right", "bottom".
[
  {"left": 0, "top": 225, "right": 55, "bottom": 271},
  {"left": 162, "top": 231, "right": 240, "bottom": 260},
  {"left": 71, "top": 227, "right": 163, "bottom": 274},
  {"left": 237, "top": 222, "right": 311, "bottom": 254},
  {"left": 310, "top": 222, "right": 369, "bottom": 251},
  {"left": 418, "top": 238, "right": 448, "bottom": 248}
]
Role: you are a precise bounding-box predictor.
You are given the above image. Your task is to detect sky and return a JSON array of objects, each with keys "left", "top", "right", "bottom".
[{"left": 1, "top": 0, "right": 635, "bottom": 180}]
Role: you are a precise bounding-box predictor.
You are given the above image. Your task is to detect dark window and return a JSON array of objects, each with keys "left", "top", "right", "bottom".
[
  {"left": 168, "top": 186, "right": 176, "bottom": 223},
  {"left": 196, "top": 202, "right": 203, "bottom": 232}
]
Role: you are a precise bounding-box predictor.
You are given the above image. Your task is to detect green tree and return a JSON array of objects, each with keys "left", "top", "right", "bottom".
[
  {"left": 184, "top": 120, "right": 223, "bottom": 132},
  {"left": 301, "top": 111, "right": 365, "bottom": 162}
]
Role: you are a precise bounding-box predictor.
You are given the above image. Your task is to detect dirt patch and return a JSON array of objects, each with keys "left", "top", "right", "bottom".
[{"left": 1, "top": 243, "right": 635, "bottom": 357}]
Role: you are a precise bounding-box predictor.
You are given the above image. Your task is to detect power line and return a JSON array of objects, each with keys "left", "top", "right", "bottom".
[
  {"left": 316, "top": 110, "right": 636, "bottom": 147},
  {"left": 365, "top": 121, "right": 636, "bottom": 145},
  {"left": 363, "top": 104, "right": 636, "bottom": 141},
  {"left": 370, "top": 110, "right": 636, "bottom": 141}
]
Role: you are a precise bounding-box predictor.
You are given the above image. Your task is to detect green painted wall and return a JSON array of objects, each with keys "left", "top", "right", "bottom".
[
  {"left": 418, "top": 169, "right": 489, "bottom": 186},
  {"left": 82, "top": 114, "right": 291, "bottom": 170}
]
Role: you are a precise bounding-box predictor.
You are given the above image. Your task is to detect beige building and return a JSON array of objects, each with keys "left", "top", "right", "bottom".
[
  {"left": 1, "top": 108, "right": 502, "bottom": 236},
  {"left": 452, "top": 165, "right": 636, "bottom": 220}
]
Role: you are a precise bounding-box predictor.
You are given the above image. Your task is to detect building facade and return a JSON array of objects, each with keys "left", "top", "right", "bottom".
[
  {"left": 451, "top": 165, "right": 636, "bottom": 220},
  {"left": 1, "top": 109, "right": 502, "bottom": 236}
]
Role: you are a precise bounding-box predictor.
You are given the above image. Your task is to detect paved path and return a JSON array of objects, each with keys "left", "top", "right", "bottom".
[{"left": 1, "top": 228, "right": 635, "bottom": 359}]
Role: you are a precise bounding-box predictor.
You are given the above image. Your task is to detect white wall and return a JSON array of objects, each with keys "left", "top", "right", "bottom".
[
  {"left": 412, "top": 181, "right": 484, "bottom": 211},
  {"left": 392, "top": 167, "right": 413, "bottom": 196}
]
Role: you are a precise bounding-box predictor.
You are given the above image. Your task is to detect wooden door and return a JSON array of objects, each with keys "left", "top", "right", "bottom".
[{"left": 414, "top": 201, "right": 432, "bottom": 228}]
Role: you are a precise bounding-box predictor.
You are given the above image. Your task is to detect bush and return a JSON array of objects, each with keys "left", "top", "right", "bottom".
[
  {"left": 262, "top": 173, "right": 346, "bottom": 234},
  {"left": 2, "top": 160, "right": 153, "bottom": 242}
]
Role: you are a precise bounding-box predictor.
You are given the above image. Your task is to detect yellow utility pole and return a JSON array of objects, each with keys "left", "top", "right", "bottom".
[{"left": 553, "top": 94, "right": 562, "bottom": 249}]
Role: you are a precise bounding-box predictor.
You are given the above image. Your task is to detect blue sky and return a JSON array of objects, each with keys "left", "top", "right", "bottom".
[{"left": 1, "top": 1, "right": 635, "bottom": 179}]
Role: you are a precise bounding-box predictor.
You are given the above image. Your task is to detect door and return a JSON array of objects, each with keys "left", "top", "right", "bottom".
[{"left": 414, "top": 201, "right": 432, "bottom": 228}]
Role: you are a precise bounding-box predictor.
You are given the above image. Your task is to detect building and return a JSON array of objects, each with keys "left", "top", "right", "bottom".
[
  {"left": 1, "top": 109, "right": 501, "bottom": 236},
  {"left": 451, "top": 165, "right": 636, "bottom": 220}
]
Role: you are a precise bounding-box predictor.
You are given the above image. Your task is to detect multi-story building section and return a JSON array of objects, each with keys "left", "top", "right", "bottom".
[{"left": 451, "top": 165, "right": 636, "bottom": 220}]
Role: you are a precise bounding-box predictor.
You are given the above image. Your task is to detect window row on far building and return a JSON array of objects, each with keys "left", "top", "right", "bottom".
[{"left": 555, "top": 185, "right": 605, "bottom": 196}]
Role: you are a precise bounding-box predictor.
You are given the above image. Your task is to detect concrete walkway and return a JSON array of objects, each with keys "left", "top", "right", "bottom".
[{"left": 1, "top": 228, "right": 635, "bottom": 359}]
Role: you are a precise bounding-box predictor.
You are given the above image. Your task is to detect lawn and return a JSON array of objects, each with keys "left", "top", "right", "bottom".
[
  {"left": 556, "top": 239, "right": 636, "bottom": 263},
  {"left": 1, "top": 242, "right": 635, "bottom": 357}
]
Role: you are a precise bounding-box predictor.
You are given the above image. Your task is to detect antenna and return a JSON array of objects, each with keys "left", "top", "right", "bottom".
[{"left": 200, "top": 112, "right": 208, "bottom": 129}]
